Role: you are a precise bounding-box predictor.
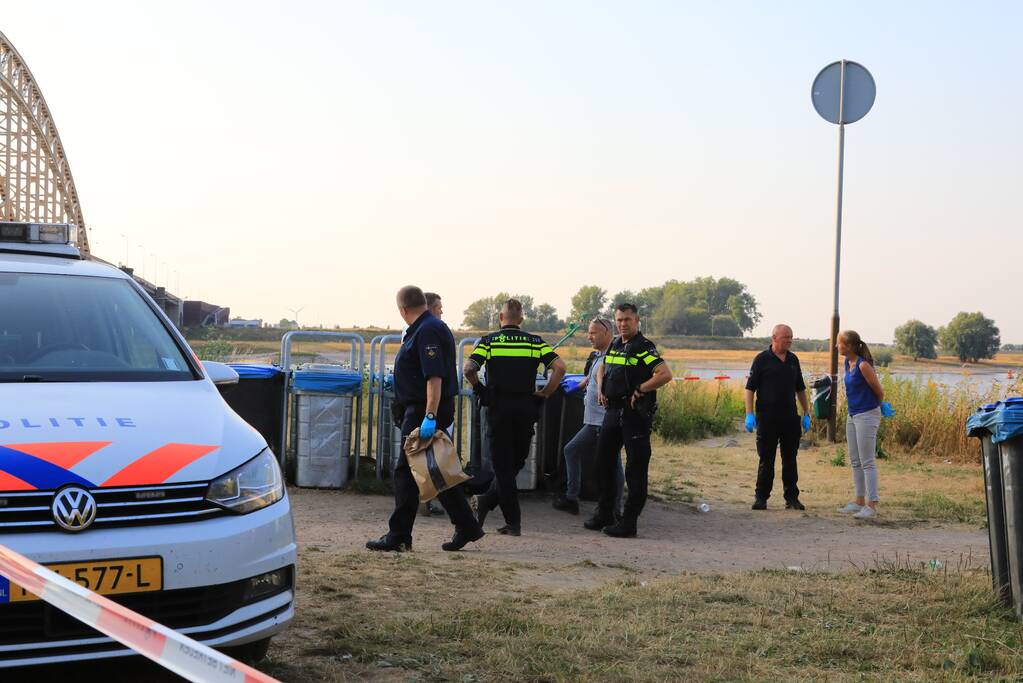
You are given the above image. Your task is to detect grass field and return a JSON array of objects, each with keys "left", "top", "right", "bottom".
[
  {"left": 264, "top": 551, "right": 1019, "bottom": 682},
  {"left": 258, "top": 435, "right": 1005, "bottom": 682},
  {"left": 648, "top": 434, "right": 986, "bottom": 526}
]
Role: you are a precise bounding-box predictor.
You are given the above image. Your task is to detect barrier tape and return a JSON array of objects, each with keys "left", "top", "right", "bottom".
[
  {"left": 678, "top": 375, "right": 738, "bottom": 381},
  {"left": 0, "top": 544, "right": 280, "bottom": 683}
]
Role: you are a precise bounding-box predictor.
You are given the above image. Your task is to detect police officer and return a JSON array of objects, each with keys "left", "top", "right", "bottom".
[
  {"left": 366, "top": 285, "right": 484, "bottom": 552},
  {"left": 463, "top": 298, "right": 566, "bottom": 536},
  {"left": 584, "top": 303, "right": 672, "bottom": 538}
]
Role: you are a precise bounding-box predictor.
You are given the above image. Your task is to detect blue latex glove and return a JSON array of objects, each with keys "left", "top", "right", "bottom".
[
  {"left": 802, "top": 414, "right": 811, "bottom": 433},
  {"left": 744, "top": 413, "right": 756, "bottom": 432},
  {"left": 419, "top": 415, "right": 437, "bottom": 440},
  {"left": 881, "top": 401, "right": 895, "bottom": 418}
]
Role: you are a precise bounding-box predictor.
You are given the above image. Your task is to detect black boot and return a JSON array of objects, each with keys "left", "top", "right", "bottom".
[
  {"left": 603, "top": 518, "right": 637, "bottom": 538},
  {"left": 366, "top": 535, "right": 412, "bottom": 552},
  {"left": 552, "top": 495, "right": 579, "bottom": 515},
  {"left": 583, "top": 511, "right": 615, "bottom": 531},
  {"left": 497, "top": 525, "right": 521, "bottom": 536},
  {"left": 441, "top": 526, "right": 485, "bottom": 551}
]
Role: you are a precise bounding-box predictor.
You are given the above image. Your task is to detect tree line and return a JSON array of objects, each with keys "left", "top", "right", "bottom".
[
  {"left": 894, "top": 312, "right": 1001, "bottom": 363},
  {"left": 462, "top": 277, "right": 762, "bottom": 336}
]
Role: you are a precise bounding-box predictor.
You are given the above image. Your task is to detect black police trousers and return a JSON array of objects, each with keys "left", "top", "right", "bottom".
[
  {"left": 754, "top": 412, "right": 801, "bottom": 502},
  {"left": 596, "top": 405, "right": 653, "bottom": 522},
  {"left": 386, "top": 398, "right": 479, "bottom": 542},
  {"left": 478, "top": 394, "right": 538, "bottom": 529}
]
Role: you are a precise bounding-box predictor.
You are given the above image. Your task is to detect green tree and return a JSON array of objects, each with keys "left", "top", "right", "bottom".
[
  {"left": 604, "top": 290, "right": 636, "bottom": 318},
  {"left": 569, "top": 285, "right": 607, "bottom": 324},
  {"left": 635, "top": 286, "right": 664, "bottom": 318},
  {"left": 711, "top": 314, "right": 741, "bottom": 337},
  {"left": 462, "top": 296, "right": 499, "bottom": 329},
  {"left": 685, "top": 307, "right": 712, "bottom": 335},
  {"left": 528, "top": 303, "right": 563, "bottom": 332},
  {"left": 463, "top": 293, "right": 540, "bottom": 330},
  {"left": 894, "top": 320, "right": 938, "bottom": 361},
  {"left": 938, "top": 312, "right": 1001, "bottom": 362},
  {"left": 650, "top": 288, "right": 689, "bottom": 334},
  {"left": 606, "top": 288, "right": 661, "bottom": 319}
]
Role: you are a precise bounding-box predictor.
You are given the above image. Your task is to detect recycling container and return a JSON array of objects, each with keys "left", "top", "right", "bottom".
[
  {"left": 967, "top": 402, "right": 1010, "bottom": 606},
  {"left": 291, "top": 366, "right": 362, "bottom": 488}
]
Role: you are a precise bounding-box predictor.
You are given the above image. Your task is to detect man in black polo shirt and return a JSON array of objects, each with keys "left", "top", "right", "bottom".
[
  {"left": 366, "top": 285, "right": 484, "bottom": 552},
  {"left": 744, "top": 324, "right": 812, "bottom": 510},
  {"left": 584, "top": 303, "right": 672, "bottom": 538}
]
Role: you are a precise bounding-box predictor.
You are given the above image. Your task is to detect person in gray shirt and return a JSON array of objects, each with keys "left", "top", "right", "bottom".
[{"left": 552, "top": 318, "right": 625, "bottom": 516}]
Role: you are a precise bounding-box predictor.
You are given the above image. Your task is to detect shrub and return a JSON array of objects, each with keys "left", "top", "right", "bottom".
[
  {"left": 654, "top": 380, "right": 744, "bottom": 443},
  {"left": 193, "top": 338, "right": 234, "bottom": 361},
  {"left": 874, "top": 348, "right": 894, "bottom": 367}
]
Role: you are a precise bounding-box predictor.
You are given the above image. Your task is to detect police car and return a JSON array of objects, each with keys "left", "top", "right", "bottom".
[{"left": 0, "top": 223, "right": 296, "bottom": 667}]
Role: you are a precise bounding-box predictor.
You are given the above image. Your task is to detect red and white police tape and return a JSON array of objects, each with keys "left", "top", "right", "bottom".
[{"left": 0, "top": 543, "right": 280, "bottom": 683}]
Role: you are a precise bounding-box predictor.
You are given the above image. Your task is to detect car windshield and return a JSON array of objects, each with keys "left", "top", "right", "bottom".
[{"left": 0, "top": 271, "right": 196, "bottom": 382}]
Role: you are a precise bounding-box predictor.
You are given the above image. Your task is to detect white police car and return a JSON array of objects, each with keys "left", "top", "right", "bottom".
[{"left": 0, "top": 223, "right": 296, "bottom": 667}]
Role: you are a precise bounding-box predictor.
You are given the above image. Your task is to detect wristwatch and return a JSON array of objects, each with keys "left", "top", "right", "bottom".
[{"left": 425, "top": 412, "right": 436, "bottom": 420}]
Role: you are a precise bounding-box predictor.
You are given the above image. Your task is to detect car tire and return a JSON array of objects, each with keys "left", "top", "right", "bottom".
[{"left": 224, "top": 636, "right": 272, "bottom": 664}]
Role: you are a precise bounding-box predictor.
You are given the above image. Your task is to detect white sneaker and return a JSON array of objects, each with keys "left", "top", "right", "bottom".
[
  {"left": 837, "top": 502, "right": 863, "bottom": 514},
  {"left": 853, "top": 506, "right": 877, "bottom": 519}
]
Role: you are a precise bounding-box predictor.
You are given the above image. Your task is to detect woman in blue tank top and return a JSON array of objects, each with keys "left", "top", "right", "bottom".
[{"left": 836, "top": 330, "right": 893, "bottom": 519}]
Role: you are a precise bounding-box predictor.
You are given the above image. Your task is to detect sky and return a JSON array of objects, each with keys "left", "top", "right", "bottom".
[{"left": 3, "top": 1, "right": 1021, "bottom": 342}]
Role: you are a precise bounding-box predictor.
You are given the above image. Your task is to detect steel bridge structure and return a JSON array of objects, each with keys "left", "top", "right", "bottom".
[{"left": 0, "top": 30, "right": 89, "bottom": 255}]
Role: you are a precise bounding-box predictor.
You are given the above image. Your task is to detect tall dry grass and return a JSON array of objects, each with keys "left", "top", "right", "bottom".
[{"left": 813, "top": 372, "right": 1023, "bottom": 463}]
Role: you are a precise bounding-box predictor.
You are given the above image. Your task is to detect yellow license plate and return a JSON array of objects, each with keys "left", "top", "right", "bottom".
[{"left": 8, "top": 557, "right": 163, "bottom": 603}]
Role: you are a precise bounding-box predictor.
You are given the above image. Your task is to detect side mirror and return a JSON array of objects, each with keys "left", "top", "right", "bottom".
[{"left": 203, "top": 361, "right": 239, "bottom": 386}]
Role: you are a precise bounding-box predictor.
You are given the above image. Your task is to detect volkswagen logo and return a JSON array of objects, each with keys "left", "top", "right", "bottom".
[{"left": 52, "top": 487, "right": 97, "bottom": 532}]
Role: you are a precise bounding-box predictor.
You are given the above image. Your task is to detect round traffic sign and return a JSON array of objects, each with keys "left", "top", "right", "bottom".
[{"left": 812, "top": 61, "right": 875, "bottom": 124}]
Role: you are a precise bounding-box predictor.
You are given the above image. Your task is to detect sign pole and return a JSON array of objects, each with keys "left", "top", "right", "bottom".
[
  {"left": 827, "top": 60, "right": 847, "bottom": 443},
  {"left": 812, "top": 58, "right": 872, "bottom": 442}
]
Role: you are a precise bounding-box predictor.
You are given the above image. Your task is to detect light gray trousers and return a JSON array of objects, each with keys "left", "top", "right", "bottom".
[{"left": 846, "top": 407, "right": 881, "bottom": 502}]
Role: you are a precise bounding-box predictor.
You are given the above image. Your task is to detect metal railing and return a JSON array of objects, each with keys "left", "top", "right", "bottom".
[
  {"left": 278, "top": 331, "right": 365, "bottom": 482},
  {"left": 455, "top": 337, "right": 480, "bottom": 457},
  {"left": 370, "top": 334, "right": 402, "bottom": 479}
]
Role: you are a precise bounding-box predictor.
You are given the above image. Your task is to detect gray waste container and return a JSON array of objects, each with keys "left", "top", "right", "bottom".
[
  {"left": 291, "top": 366, "right": 362, "bottom": 489},
  {"left": 468, "top": 376, "right": 544, "bottom": 491},
  {"left": 967, "top": 402, "right": 1011, "bottom": 606},
  {"left": 977, "top": 397, "right": 1023, "bottom": 618}
]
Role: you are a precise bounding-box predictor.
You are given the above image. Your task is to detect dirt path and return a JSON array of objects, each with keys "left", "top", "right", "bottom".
[{"left": 292, "top": 485, "right": 988, "bottom": 588}]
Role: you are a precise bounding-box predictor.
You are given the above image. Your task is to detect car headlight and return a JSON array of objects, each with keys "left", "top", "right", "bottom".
[{"left": 205, "top": 449, "right": 284, "bottom": 514}]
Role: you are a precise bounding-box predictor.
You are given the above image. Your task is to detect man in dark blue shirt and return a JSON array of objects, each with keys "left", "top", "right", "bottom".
[{"left": 366, "top": 286, "right": 484, "bottom": 552}]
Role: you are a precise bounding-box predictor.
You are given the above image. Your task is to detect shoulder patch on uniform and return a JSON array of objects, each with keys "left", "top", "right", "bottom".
[{"left": 425, "top": 344, "right": 439, "bottom": 358}]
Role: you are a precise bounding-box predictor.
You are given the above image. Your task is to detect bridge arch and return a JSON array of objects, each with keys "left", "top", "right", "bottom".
[{"left": 0, "top": 30, "right": 88, "bottom": 254}]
